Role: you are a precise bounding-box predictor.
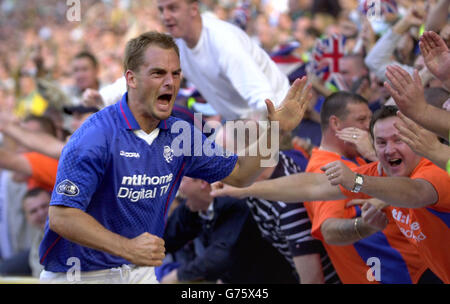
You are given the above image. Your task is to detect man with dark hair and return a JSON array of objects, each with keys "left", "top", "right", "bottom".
[
  {"left": 38, "top": 31, "right": 311, "bottom": 283},
  {"left": 212, "top": 105, "right": 450, "bottom": 283},
  {"left": 74, "top": 51, "right": 99, "bottom": 69},
  {"left": 319, "top": 92, "right": 368, "bottom": 133},
  {"left": 23, "top": 115, "right": 57, "bottom": 138},
  {"left": 64, "top": 51, "right": 102, "bottom": 106},
  {"left": 305, "top": 95, "right": 430, "bottom": 283}
]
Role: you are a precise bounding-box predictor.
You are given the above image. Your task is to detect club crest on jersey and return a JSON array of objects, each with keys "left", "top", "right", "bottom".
[
  {"left": 56, "top": 179, "right": 80, "bottom": 196},
  {"left": 163, "top": 146, "right": 174, "bottom": 163}
]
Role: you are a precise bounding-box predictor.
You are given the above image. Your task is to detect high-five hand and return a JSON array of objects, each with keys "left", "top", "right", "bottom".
[{"left": 266, "top": 76, "right": 312, "bottom": 132}]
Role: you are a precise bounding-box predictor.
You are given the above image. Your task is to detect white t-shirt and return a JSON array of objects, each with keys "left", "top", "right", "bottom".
[
  {"left": 100, "top": 14, "right": 290, "bottom": 120},
  {"left": 176, "top": 14, "right": 290, "bottom": 120}
]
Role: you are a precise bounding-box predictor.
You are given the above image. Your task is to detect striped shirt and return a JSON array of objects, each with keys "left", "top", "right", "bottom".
[{"left": 246, "top": 151, "right": 340, "bottom": 284}]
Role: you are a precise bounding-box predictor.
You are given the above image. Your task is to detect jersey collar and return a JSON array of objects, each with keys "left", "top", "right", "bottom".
[{"left": 117, "top": 92, "right": 169, "bottom": 131}]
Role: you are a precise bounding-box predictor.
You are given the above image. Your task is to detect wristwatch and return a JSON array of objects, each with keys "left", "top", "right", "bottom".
[{"left": 351, "top": 173, "right": 364, "bottom": 193}]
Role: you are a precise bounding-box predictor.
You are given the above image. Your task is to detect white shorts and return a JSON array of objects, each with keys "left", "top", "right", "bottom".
[{"left": 39, "top": 264, "right": 158, "bottom": 284}]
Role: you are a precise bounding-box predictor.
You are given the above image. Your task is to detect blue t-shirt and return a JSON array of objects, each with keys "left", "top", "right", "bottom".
[{"left": 39, "top": 93, "right": 238, "bottom": 272}]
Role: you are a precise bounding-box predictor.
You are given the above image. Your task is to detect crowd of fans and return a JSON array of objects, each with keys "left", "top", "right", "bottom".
[{"left": 0, "top": 0, "right": 449, "bottom": 284}]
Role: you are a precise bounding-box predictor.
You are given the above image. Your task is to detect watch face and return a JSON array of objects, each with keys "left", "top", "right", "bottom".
[{"left": 356, "top": 176, "right": 363, "bottom": 184}]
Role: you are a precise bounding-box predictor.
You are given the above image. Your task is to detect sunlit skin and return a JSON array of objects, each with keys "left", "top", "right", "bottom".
[
  {"left": 373, "top": 116, "right": 422, "bottom": 177},
  {"left": 126, "top": 46, "right": 182, "bottom": 133}
]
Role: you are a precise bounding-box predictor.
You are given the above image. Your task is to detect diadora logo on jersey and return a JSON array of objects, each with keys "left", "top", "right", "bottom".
[
  {"left": 163, "top": 146, "right": 174, "bottom": 163},
  {"left": 120, "top": 150, "right": 140, "bottom": 158},
  {"left": 56, "top": 179, "right": 80, "bottom": 197}
]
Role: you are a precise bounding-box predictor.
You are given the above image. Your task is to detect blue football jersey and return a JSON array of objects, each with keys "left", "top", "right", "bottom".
[{"left": 39, "top": 93, "right": 238, "bottom": 272}]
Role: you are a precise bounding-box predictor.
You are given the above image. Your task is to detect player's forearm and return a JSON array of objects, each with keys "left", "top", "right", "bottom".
[
  {"left": 359, "top": 176, "right": 436, "bottom": 208},
  {"left": 321, "top": 217, "right": 380, "bottom": 246},
  {"left": 239, "top": 173, "right": 343, "bottom": 203},
  {"left": 226, "top": 124, "right": 276, "bottom": 187},
  {"left": 48, "top": 206, "right": 131, "bottom": 261}
]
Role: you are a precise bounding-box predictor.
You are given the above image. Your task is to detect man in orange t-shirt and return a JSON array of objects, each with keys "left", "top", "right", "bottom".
[
  {"left": 304, "top": 93, "right": 428, "bottom": 283},
  {"left": 211, "top": 105, "right": 448, "bottom": 283},
  {"left": 320, "top": 106, "right": 450, "bottom": 283}
]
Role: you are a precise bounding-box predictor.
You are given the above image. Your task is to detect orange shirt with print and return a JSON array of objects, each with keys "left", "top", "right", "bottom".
[
  {"left": 340, "top": 158, "right": 450, "bottom": 283},
  {"left": 23, "top": 152, "right": 58, "bottom": 192},
  {"left": 304, "top": 148, "right": 427, "bottom": 284}
]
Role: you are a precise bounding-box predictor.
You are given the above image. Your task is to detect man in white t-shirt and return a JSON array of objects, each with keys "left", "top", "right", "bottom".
[{"left": 87, "top": 0, "right": 290, "bottom": 121}]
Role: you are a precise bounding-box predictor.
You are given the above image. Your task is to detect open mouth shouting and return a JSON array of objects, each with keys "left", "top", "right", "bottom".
[
  {"left": 388, "top": 158, "right": 402, "bottom": 167},
  {"left": 384, "top": 156, "right": 406, "bottom": 176},
  {"left": 156, "top": 93, "right": 173, "bottom": 112}
]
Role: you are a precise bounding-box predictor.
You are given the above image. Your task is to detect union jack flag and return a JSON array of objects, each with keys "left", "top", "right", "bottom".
[
  {"left": 359, "top": 0, "right": 398, "bottom": 18},
  {"left": 310, "top": 34, "right": 346, "bottom": 82}
]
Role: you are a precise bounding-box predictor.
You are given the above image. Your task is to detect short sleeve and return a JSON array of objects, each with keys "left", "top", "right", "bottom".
[
  {"left": 411, "top": 164, "right": 450, "bottom": 212},
  {"left": 306, "top": 200, "right": 357, "bottom": 241},
  {"left": 183, "top": 126, "right": 238, "bottom": 183},
  {"left": 50, "top": 124, "right": 109, "bottom": 211}
]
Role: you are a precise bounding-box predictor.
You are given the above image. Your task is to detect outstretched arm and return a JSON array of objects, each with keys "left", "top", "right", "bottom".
[
  {"left": 322, "top": 161, "right": 438, "bottom": 208},
  {"left": 2, "top": 123, "right": 64, "bottom": 159},
  {"left": 212, "top": 172, "right": 345, "bottom": 203}
]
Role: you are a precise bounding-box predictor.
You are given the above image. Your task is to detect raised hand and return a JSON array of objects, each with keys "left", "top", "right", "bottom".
[
  {"left": 384, "top": 65, "right": 426, "bottom": 120},
  {"left": 419, "top": 31, "right": 450, "bottom": 85},
  {"left": 336, "top": 127, "right": 377, "bottom": 161},
  {"left": 394, "top": 111, "right": 447, "bottom": 169},
  {"left": 266, "top": 76, "right": 312, "bottom": 132}
]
